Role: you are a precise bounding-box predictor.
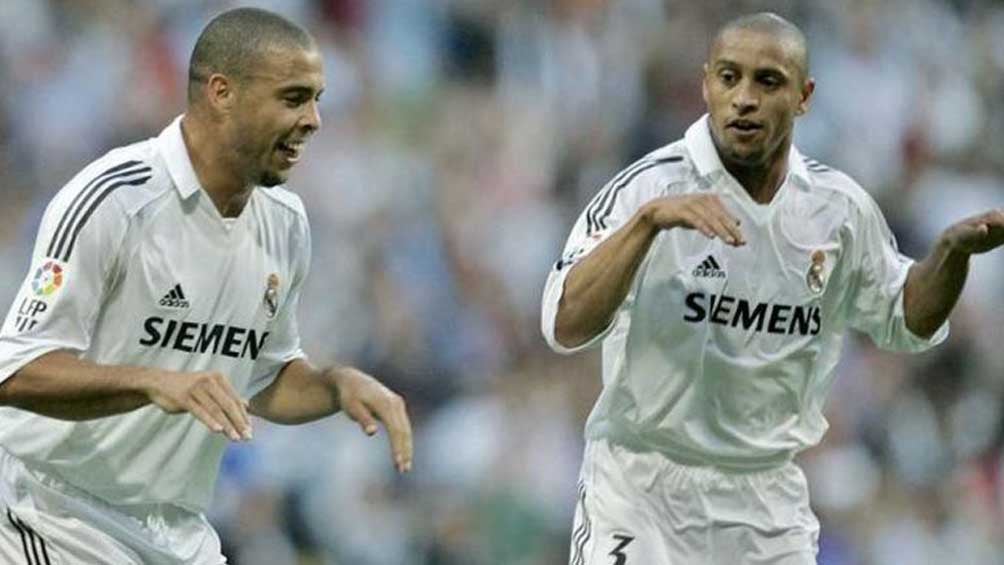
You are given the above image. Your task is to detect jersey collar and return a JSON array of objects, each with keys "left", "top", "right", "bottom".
[
  {"left": 158, "top": 115, "right": 202, "bottom": 199},
  {"left": 684, "top": 114, "right": 811, "bottom": 189}
]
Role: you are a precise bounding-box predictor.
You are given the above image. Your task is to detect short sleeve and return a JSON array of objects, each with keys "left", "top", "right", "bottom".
[
  {"left": 0, "top": 173, "right": 133, "bottom": 382},
  {"left": 246, "top": 216, "right": 311, "bottom": 396},
  {"left": 844, "top": 195, "right": 949, "bottom": 352},
  {"left": 541, "top": 157, "right": 676, "bottom": 354}
]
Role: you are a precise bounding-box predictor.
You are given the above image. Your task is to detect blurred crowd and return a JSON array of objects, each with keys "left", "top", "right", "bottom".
[{"left": 1, "top": 0, "right": 1003, "bottom": 563}]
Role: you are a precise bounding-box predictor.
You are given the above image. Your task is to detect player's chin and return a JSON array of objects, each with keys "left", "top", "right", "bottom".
[
  {"left": 723, "top": 145, "right": 766, "bottom": 166},
  {"left": 259, "top": 168, "right": 289, "bottom": 188}
]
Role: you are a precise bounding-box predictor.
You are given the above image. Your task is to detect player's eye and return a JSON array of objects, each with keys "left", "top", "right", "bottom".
[
  {"left": 719, "top": 70, "right": 738, "bottom": 85},
  {"left": 284, "top": 97, "right": 305, "bottom": 108},
  {"left": 757, "top": 73, "right": 783, "bottom": 89}
]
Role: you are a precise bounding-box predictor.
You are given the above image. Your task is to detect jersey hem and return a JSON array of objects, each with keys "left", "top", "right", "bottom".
[{"left": 587, "top": 427, "right": 797, "bottom": 474}]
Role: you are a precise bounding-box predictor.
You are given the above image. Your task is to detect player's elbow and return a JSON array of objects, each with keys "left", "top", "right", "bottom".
[
  {"left": 550, "top": 306, "right": 604, "bottom": 352},
  {"left": 553, "top": 319, "right": 590, "bottom": 350},
  {"left": 0, "top": 374, "right": 34, "bottom": 410},
  {"left": 0, "top": 378, "right": 13, "bottom": 406}
]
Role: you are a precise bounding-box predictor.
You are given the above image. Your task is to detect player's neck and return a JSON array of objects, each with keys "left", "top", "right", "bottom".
[
  {"left": 180, "top": 114, "right": 254, "bottom": 218},
  {"left": 722, "top": 145, "right": 791, "bottom": 205}
]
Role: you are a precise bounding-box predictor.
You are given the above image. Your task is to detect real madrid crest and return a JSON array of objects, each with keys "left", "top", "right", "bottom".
[
  {"left": 264, "top": 274, "right": 280, "bottom": 319},
  {"left": 806, "top": 250, "right": 826, "bottom": 294}
]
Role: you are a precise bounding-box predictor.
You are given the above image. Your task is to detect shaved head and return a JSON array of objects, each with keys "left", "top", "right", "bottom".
[
  {"left": 188, "top": 7, "right": 316, "bottom": 105},
  {"left": 711, "top": 12, "right": 809, "bottom": 80}
]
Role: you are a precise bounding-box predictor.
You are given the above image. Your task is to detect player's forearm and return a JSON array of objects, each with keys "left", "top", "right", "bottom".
[
  {"left": 555, "top": 207, "right": 659, "bottom": 347},
  {"left": 903, "top": 236, "right": 970, "bottom": 338},
  {"left": 248, "top": 359, "right": 340, "bottom": 425},
  {"left": 0, "top": 351, "right": 154, "bottom": 420}
]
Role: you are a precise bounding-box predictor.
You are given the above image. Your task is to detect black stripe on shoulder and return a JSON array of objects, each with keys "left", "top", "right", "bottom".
[
  {"left": 46, "top": 160, "right": 144, "bottom": 258},
  {"left": 802, "top": 156, "right": 831, "bottom": 172},
  {"left": 58, "top": 171, "right": 152, "bottom": 262},
  {"left": 584, "top": 157, "right": 651, "bottom": 235},
  {"left": 592, "top": 156, "right": 683, "bottom": 233}
]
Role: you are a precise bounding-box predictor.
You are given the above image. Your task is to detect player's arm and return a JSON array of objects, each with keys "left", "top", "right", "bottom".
[
  {"left": 0, "top": 351, "right": 253, "bottom": 442},
  {"left": 0, "top": 159, "right": 251, "bottom": 441},
  {"left": 554, "top": 194, "right": 745, "bottom": 348},
  {"left": 248, "top": 358, "right": 413, "bottom": 472},
  {"left": 903, "top": 209, "right": 1004, "bottom": 338}
]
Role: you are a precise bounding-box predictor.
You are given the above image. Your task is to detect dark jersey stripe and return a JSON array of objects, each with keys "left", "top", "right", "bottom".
[
  {"left": 49, "top": 164, "right": 151, "bottom": 260},
  {"left": 50, "top": 166, "right": 151, "bottom": 260},
  {"left": 586, "top": 157, "right": 658, "bottom": 235},
  {"left": 15, "top": 513, "right": 51, "bottom": 565},
  {"left": 46, "top": 160, "right": 143, "bottom": 258},
  {"left": 7, "top": 509, "right": 33, "bottom": 565},
  {"left": 570, "top": 482, "right": 587, "bottom": 555},
  {"left": 572, "top": 482, "right": 592, "bottom": 565},
  {"left": 592, "top": 156, "right": 683, "bottom": 233},
  {"left": 59, "top": 174, "right": 152, "bottom": 262},
  {"left": 803, "top": 157, "right": 831, "bottom": 172}
]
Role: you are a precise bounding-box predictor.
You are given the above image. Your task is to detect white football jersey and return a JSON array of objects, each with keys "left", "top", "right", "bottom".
[
  {"left": 542, "top": 115, "right": 948, "bottom": 471},
  {"left": 0, "top": 116, "right": 309, "bottom": 512}
]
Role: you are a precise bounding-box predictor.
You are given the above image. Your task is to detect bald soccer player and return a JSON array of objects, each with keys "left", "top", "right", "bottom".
[
  {"left": 542, "top": 12, "right": 1004, "bottom": 565},
  {"left": 0, "top": 8, "right": 411, "bottom": 564}
]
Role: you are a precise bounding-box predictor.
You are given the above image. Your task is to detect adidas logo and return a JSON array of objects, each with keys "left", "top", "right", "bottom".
[
  {"left": 692, "top": 255, "right": 726, "bottom": 278},
  {"left": 159, "top": 284, "right": 190, "bottom": 309}
]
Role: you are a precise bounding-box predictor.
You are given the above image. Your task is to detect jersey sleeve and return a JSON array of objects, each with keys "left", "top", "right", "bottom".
[
  {"left": 0, "top": 181, "right": 130, "bottom": 383},
  {"left": 246, "top": 216, "right": 311, "bottom": 397},
  {"left": 541, "top": 160, "right": 668, "bottom": 354},
  {"left": 844, "top": 194, "right": 949, "bottom": 352}
]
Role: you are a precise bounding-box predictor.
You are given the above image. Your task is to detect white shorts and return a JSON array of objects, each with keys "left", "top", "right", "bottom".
[
  {"left": 0, "top": 449, "right": 225, "bottom": 565},
  {"left": 569, "top": 439, "right": 819, "bottom": 565}
]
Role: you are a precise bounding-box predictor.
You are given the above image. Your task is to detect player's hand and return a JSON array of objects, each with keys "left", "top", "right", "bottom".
[
  {"left": 143, "top": 370, "right": 252, "bottom": 442},
  {"left": 641, "top": 194, "right": 745, "bottom": 246},
  {"left": 332, "top": 367, "right": 413, "bottom": 473},
  {"left": 941, "top": 209, "right": 1004, "bottom": 255}
]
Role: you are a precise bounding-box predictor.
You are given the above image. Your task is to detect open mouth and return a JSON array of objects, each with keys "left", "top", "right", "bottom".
[
  {"left": 276, "top": 139, "right": 305, "bottom": 163},
  {"left": 727, "top": 119, "right": 763, "bottom": 133}
]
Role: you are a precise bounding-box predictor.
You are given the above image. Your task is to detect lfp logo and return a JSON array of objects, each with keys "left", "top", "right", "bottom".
[{"left": 32, "top": 261, "right": 64, "bottom": 297}]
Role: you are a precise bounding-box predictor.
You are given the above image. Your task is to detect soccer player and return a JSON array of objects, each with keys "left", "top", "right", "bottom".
[
  {"left": 0, "top": 8, "right": 412, "bottom": 564},
  {"left": 542, "top": 12, "right": 1004, "bottom": 565}
]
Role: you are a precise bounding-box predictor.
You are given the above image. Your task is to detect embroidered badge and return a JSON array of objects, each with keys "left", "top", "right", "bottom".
[
  {"left": 807, "top": 250, "right": 826, "bottom": 294},
  {"left": 32, "top": 261, "right": 64, "bottom": 297},
  {"left": 264, "top": 274, "right": 280, "bottom": 318}
]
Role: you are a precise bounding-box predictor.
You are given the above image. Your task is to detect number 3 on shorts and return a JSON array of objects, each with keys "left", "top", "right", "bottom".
[{"left": 609, "top": 533, "right": 634, "bottom": 564}]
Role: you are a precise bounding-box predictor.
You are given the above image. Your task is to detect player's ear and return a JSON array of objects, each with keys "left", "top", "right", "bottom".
[
  {"left": 795, "top": 77, "right": 815, "bottom": 116},
  {"left": 205, "top": 73, "right": 237, "bottom": 114}
]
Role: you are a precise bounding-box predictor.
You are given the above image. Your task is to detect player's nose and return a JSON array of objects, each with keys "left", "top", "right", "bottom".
[
  {"left": 731, "top": 80, "right": 759, "bottom": 113},
  {"left": 300, "top": 100, "right": 321, "bottom": 133}
]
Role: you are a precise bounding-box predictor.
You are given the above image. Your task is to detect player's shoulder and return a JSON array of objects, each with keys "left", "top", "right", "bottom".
[
  {"left": 38, "top": 138, "right": 168, "bottom": 261},
  {"left": 619, "top": 140, "right": 692, "bottom": 185},
  {"left": 256, "top": 185, "right": 309, "bottom": 226},
  {"left": 51, "top": 137, "right": 169, "bottom": 220},
  {"left": 797, "top": 153, "right": 879, "bottom": 217}
]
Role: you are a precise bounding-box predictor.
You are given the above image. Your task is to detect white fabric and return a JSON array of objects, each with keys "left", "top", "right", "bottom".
[
  {"left": 569, "top": 439, "right": 819, "bottom": 565},
  {"left": 542, "top": 115, "right": 948, "bottom": 471},
  {"left": 0, "top": 115, "right": 310, "bottom": 512},
  {"left": 0, "top": 448, "right": 225, "bottom": 564}
]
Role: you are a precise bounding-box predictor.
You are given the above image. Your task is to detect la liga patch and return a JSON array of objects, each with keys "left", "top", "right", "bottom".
[{"left": 32, "top": 261, "right": 64, "bottom": 297}]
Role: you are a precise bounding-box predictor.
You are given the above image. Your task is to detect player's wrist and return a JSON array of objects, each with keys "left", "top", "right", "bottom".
[
  {"left": 636, "top": 203, "right": 662, "bottom": 235},
  {"left": 321, "top": 366, "right": 346, "bottom": 408},
  {"left": 132, "top": 367, "right": 174, "bottom": 401},
  {"left": 936, "top": 229, "right": 973, "bottom": 259}
]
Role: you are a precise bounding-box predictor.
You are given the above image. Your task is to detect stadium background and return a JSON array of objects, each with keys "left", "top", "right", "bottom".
[{"left": 1, "top": 0, "right": 1003, "bottom": 563}]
